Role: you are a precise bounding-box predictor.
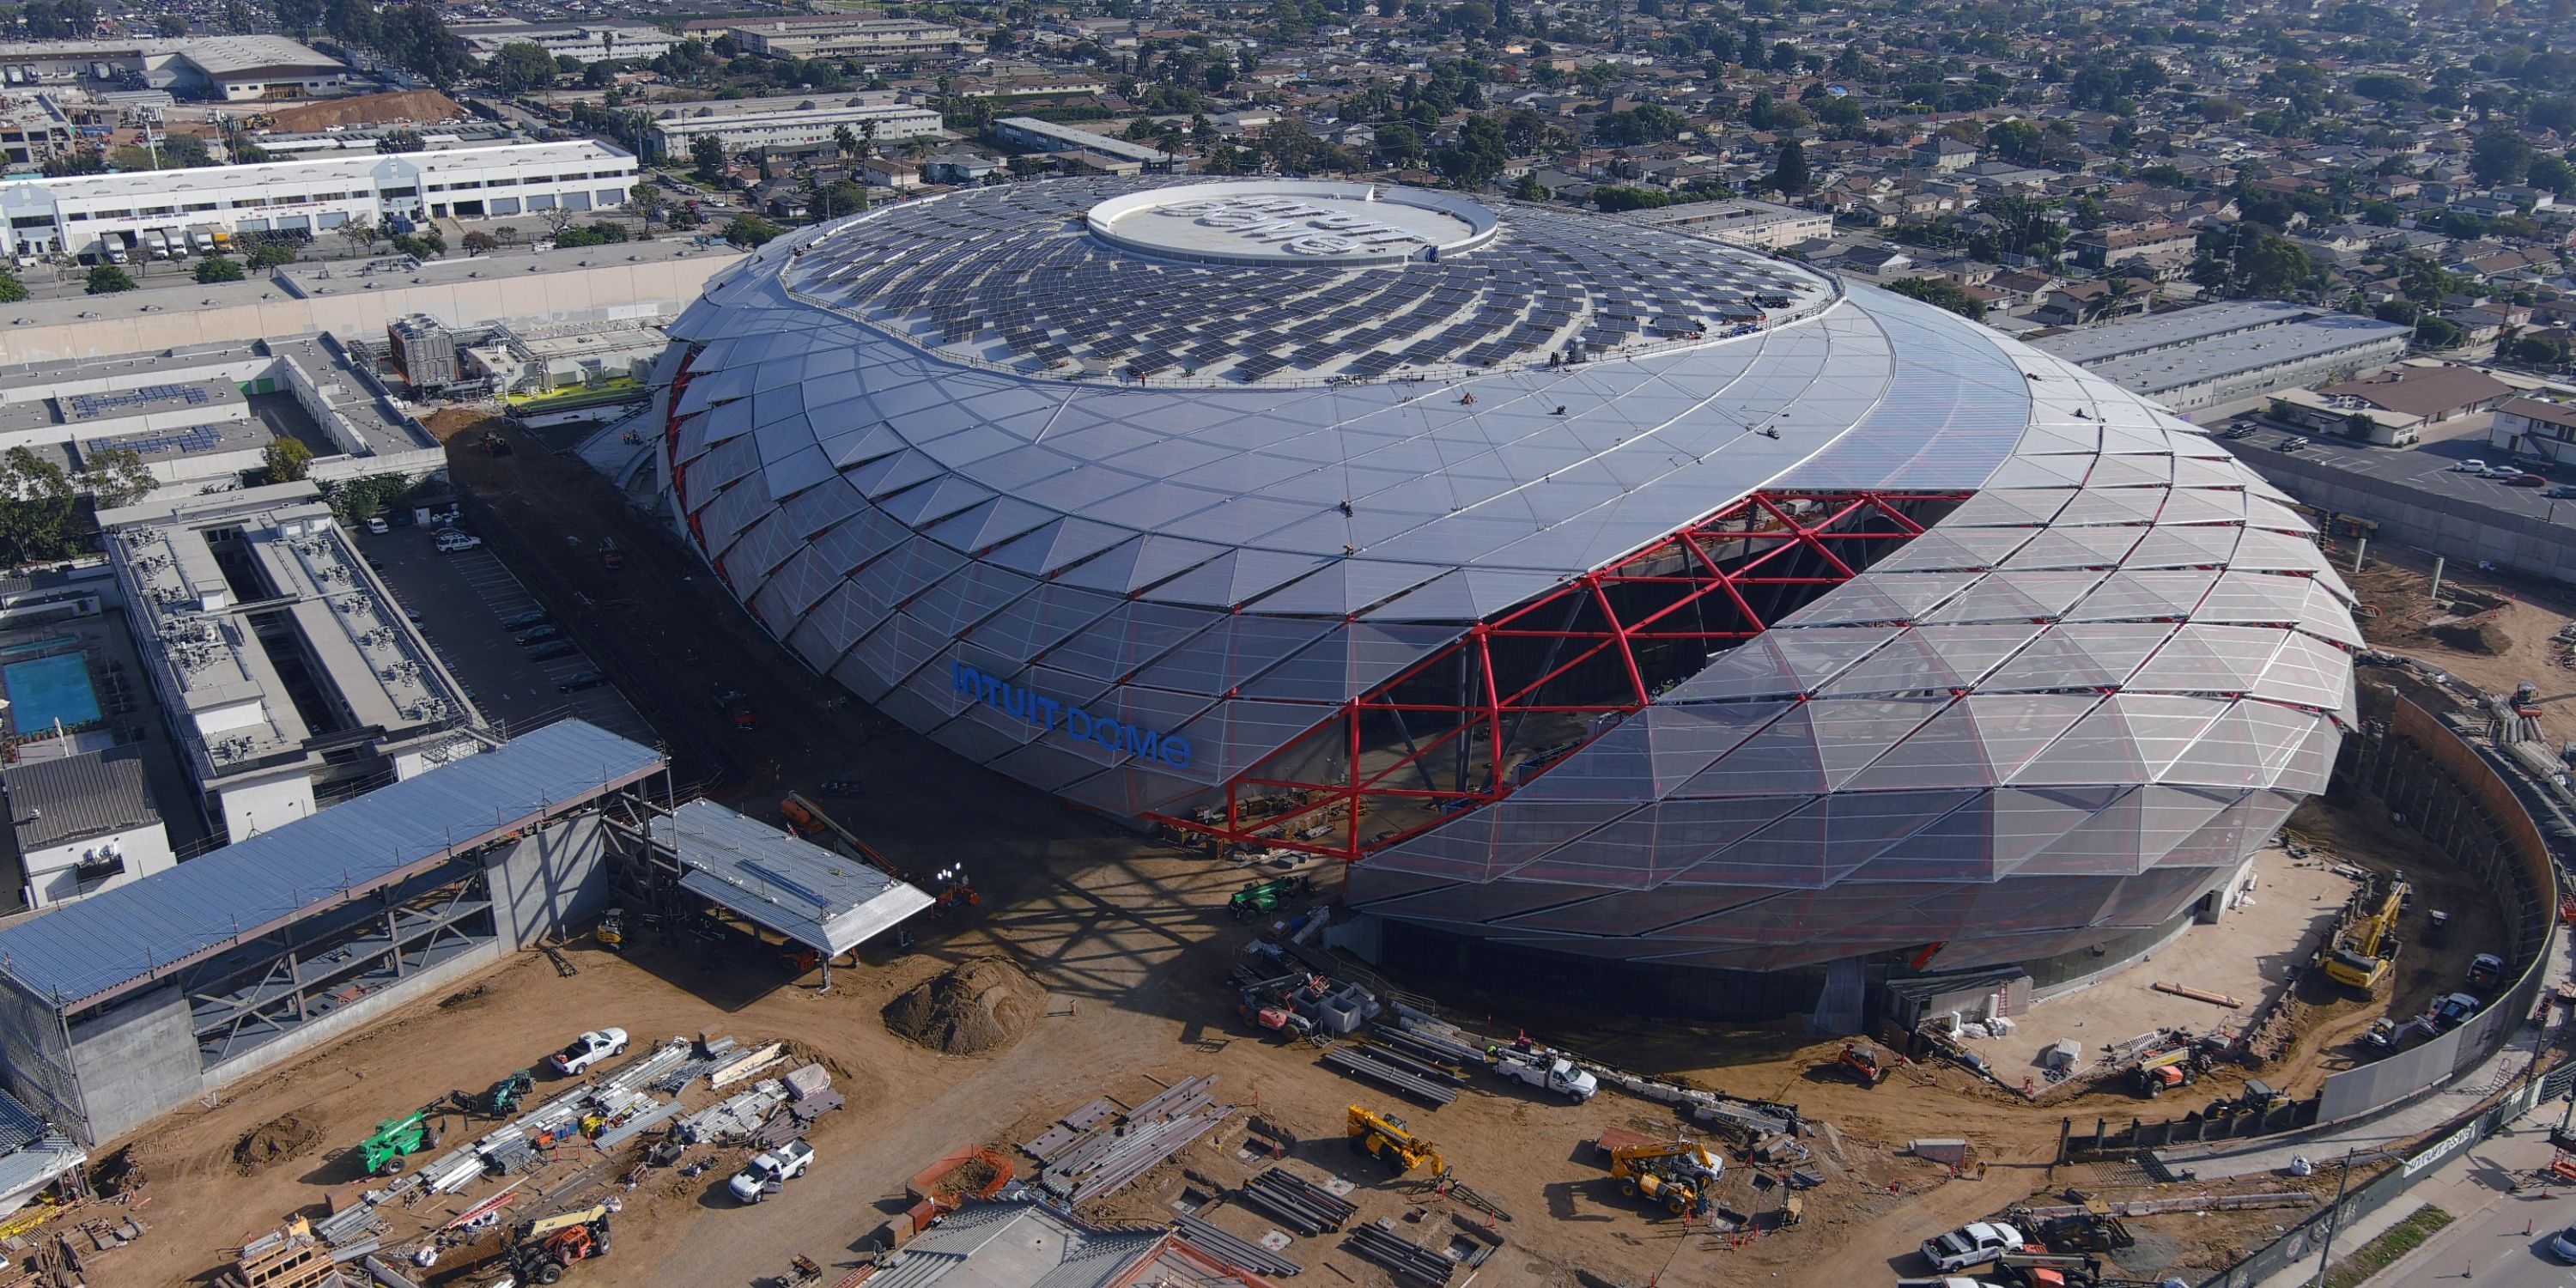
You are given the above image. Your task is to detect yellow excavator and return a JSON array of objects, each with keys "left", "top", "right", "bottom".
[
  {"left": 1607, "top": 1141, "right": 1722, "bottom": 1217},
  {"left": 2325, "top": 876, "right": 2410, "bottom": 989},
  {"left": 1346, "top": 1105, "right": 1446, "bottom": 1177}
]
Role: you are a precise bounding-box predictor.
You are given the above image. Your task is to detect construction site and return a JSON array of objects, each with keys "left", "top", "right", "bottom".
[{"left": 0, "top": 415, "right": 2560, "bottom": 1288}]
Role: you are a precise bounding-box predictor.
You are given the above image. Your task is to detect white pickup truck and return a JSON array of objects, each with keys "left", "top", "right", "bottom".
[
  {"left": 1490, "top": 1048, "right": 1599, "bottom": 1102},
  {"left": 728, "top": 1139, "right": 815, "bottom": 1203}
]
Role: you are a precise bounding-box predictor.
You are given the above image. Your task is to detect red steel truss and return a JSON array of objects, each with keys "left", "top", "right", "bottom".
[{"left": 1146, "top": 490, "right": 1971, "bottom": 861}]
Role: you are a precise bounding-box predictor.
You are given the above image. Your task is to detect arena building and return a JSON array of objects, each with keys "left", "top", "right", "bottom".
[{"left": 647, "top": 179, "right": 2360, "bottom": 1013}]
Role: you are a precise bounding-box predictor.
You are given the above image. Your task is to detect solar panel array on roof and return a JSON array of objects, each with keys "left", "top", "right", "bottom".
[
  {"left": 786, "top": 179, "right": 1831, "bottom": 384},
  {"left": 0, "top": 720, "right": 663, "bottom": 1009}
]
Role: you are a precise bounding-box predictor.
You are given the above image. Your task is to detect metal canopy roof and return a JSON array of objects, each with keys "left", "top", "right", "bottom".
[
  {"left": 653, "top": 800, "right": 933, "bottom": 955},
  {"left": 0, "top": 720, "right": 664, "bottom": 1012}
]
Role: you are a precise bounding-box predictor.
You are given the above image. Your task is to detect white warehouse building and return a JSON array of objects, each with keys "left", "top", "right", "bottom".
[
  {"left": 0, "top": 141, "right": 638, "bottom": 261},
  {"left": 644, "top": 94, "right": 945, "bottom": 158}
]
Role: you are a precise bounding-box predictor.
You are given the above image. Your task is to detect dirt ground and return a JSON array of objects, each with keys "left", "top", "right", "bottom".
[
  {"left": 253, "top": 89, "right": 465, "bottom": 133},
  {"left": 59, "top": 428, "right": 2551, "bottom": 1288}
]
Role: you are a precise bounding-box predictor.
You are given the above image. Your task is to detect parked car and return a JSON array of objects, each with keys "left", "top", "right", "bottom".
[
  {"left": 527, "top": 641, "right": 580, "bottom": 662},
  {"left": 2551, "top": 1224, "right": 2576, "bottom": 1261},
  {"left": 364, "top": 517, "right": 389, "bottom": 535},
  {"left": 2545, "top": 485, "right": 2576, "bottom": 500},
  {"left": 727, "top": 1140, "right": 815, "bottom": 1203},
  {"left": 2429, "top": 992, "right": 2483, "bottom": 1031},
  {"left": 714, "top": 688, "right": 757, "bottom": 732},
  {"left": 548, "top": 1028, "right": 628, "bottom": 1075},
  {"left": 2221, "top": 425, "right": 2259, "bottom": 440},
  {"left": 515, "top": 625, "right": 563, "bottom": 646},
  {"left": 2452, "top": 459, "right": 2488, "bottom": 472},
  {"left": 436, "top": 533, "right": 482, "bottom": 553},
  {"left": 556, "top": 669, "right": 607, "bottom": 693},
  {"left": 2468, "top": 954, "right": 2505, "bottom": 988},
  {"left": 2510, "top": 473, "right": 2549, "bottom": 488},
  {"left": 501, "top": 610, "right": 550, "bottom": 629},
  {"left": 2482, "top": 465, "right": 2523, "bottom": 480},
  {"left": 1921, "top": 1222, "right": 2025, "bottom": 1273}
]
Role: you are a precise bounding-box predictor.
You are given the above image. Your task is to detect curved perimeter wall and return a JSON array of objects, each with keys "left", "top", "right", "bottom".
[{"left": 2312, "top": 688, "right": 2559, "bottom": 1125}]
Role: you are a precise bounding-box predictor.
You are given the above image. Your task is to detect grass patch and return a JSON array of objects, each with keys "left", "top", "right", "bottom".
[{"left": 2318, "top": 1204, "right": 2455, "bottom": 1288}]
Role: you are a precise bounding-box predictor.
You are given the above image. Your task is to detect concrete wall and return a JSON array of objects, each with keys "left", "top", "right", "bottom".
[
  {"left": 486, "top": 812, "right": 611, "bottom": 948},
  {"left": 201, "top": 940, "right": 503, "bottom": 1091},
  {"left": 64, "top": 982, "right": 201, "bottom": 1145},
  {"left": 2235, "top": 447, "right": 2576, "bottom": 585},
  {"left": 0, "top": 252, "right": 741, "bottom": 366}
]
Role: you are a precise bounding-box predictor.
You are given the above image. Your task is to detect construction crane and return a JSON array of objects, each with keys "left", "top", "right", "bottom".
[
  {"left": 510, "top": 1203, "right": 615, "bottom": 1285},
  {"left": 1346, "top": 1105, "right": 1446, "bottom": 1177},
  {"left": 2325, "top": 876, "right": 2410, "bottom": 989},
  {"left": 1606, "top": 1141, "right": 1722, "bottom": 1217}
]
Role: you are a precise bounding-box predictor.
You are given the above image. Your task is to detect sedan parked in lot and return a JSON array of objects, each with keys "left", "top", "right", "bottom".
[
  {"left": 515, "top": 625, "right": 563, "bottom": 646},
  {"left": 2509, "top": 473, "right": 2549, "bottom": 488},
  {"left": 2452, "top": 459, "right": 2488, "bottom": 472},
  {"left": 556, "top": 669, "right": 607, "bottom": 693},
  {"left": 2550, "top": 1224, "right": 2576, "bottom": 1261},
  {"left": 527, "top": 641, "right": 580, "bottom": 662}
]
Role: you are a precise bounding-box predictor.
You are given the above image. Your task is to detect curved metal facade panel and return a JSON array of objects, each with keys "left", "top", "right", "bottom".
[{"left": 655, "top": 178, "right": 2357, "bottom": 974}]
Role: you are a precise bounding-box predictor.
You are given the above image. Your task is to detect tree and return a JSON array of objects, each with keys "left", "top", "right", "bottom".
[
  {"left": 334, "top": 214, "right": 380, "bottom": 257},
  {"left": 2342, "top": 412, "right": 2376, "bottom": 441},
  {"left": 690, "top": 135, "right": 727, "bottom": 183},
  {"left": 1984, "top": 118, "right": 2044, "bottom": 165},
  {"left": 2470, "top": 125, "right": 2535, "bottom": 186},
  {"left": 0, "top": 269, "right": 24, "bottom": 303},
  {"left": 84, "top": 264, "right": 134, "bottom": 294},
  {"left": 810, "top": 179, "right": 869, "bottom": 221},
  {"left": 377, "top": 128, "right": 423, "bottom": 155},
  {"left": 462, "top": 230, "right": 498, "bottom": 254},
  {"left": 489, "top": 42, "right": 557, "bottom": 94},
  {"left": 246, "top": 239, "right": 298, "bottom": 269},
  {"left": 272, "top": 0, "right": 320, "bottom": 34},
  {"left": 152, "top": 13, "right": 185, "bottom": 35},
  {"left": 263, "top": 438, "right": 314, "bottom": 483},
  {"left": 0, "top": 448, "right": 83, "bottom": 567},
  {"left": 1885, "top": 276, "right": 1986, "bottom": 321},
  {"left": 721, "top": 215, "right": 782, "bottom": 247},
  {"left": 1765, "top": 138, "right": 1808, "bottom": 197},
  {"left": 78, "top": 448, "right": 155, "bottom": 509},
  {"left": 193, "top": 254, "right": 245, "bottom": 283}
]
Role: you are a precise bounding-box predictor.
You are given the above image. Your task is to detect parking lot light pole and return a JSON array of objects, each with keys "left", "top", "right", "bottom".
[{"left": 2308, "top": 1145, "right": 2359, "bottom": 1288}]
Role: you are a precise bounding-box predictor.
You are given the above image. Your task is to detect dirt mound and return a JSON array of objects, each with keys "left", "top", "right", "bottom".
[
  {"left": 775, "top": 1038, "right": 855, "bottom": 1082},
  {"left": 439, "top": 982, "right": 491, "bottom": 1011},
  {"left": 232, "top": 1113, "right": 321, "bottom": 1176},
  {"left": 422, "top": 408, "right": 512, "bottom": 443},
  {"left": 2433, "top": 617, "right": 2512, "bottom": 654},
  {"left": 260, "top": 89, "right": 463, "bottom": 132},
  {"left": 883, "top": 957, "right": 1043, "bottom": 1056}
]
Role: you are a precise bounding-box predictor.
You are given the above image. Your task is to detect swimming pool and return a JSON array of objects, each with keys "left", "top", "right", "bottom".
[{"left": 3, "top": 653, "right": 101, "bottom": 735}]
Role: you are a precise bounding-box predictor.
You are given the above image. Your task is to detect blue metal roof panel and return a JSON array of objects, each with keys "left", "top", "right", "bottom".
[{"left": 0, "top": 720, "right": 662, "bottom": 1010}]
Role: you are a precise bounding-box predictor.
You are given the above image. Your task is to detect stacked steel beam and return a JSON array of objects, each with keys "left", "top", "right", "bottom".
[
  {"left": 1175, "top": 1218, "right": 1302, "bottom": 1277},
  {"left": 1320, "top": 1047, "right": 1458, "bottom": 1106},
  {"left": 1345, "top": 1223, "right": 1455, "bottom": 1285},
  {"left": 1234, "top": 1168, "right": 1357, "bottom": 1236}
]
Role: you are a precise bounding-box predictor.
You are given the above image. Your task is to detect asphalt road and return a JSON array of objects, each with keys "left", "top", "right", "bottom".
[
  {"left": 2403, "top": 1193, "right": 2576, "bottom": 1288},
  {"left": 2224, "top": 422, "right": 2576, "bottom": 528}
]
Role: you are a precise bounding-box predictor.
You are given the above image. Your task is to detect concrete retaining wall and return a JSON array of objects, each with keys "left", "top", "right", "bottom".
[
  {"left": 2236, "top": 448, "right": 2576, "bottom": 585},
  {"left": 486, "top": 813, "right": 611, "bottom": 949}
]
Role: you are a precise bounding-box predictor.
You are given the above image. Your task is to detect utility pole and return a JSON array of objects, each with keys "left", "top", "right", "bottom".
[{"left": 2308, "top": 1145, "right": 2359, "bottom": 1288}]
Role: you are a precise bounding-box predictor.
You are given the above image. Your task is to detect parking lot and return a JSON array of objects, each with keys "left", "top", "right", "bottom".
[
  {"left": 356, "top": 520, "right": 659, "bottom": 746},
  {"left": 2224, "top": 421, "right": 2576, "bottom": 527}
]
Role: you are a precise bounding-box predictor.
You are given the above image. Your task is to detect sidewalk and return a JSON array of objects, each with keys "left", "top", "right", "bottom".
[{"left": 2254, "top": 1100, "right": 2572, "bottom": 1288}]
